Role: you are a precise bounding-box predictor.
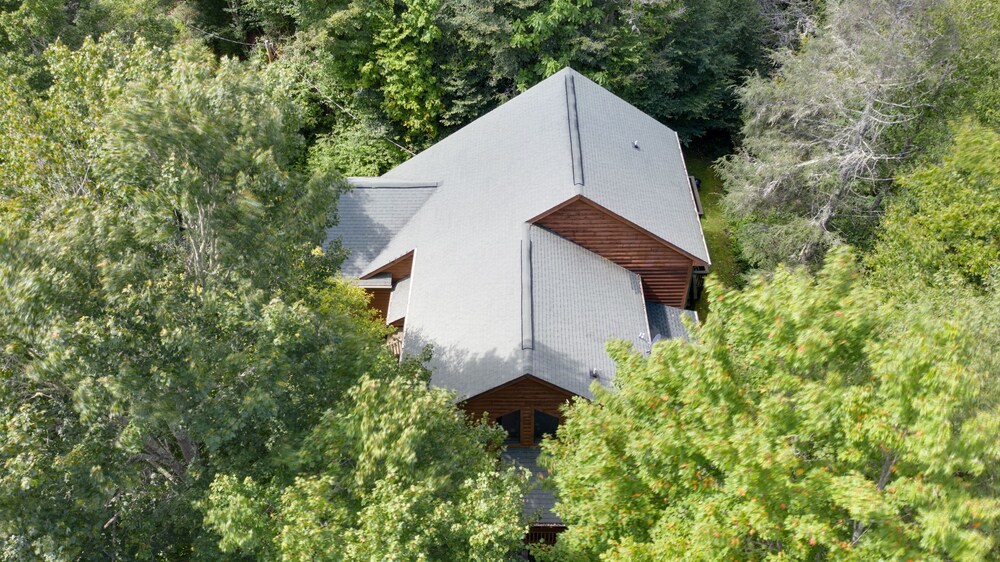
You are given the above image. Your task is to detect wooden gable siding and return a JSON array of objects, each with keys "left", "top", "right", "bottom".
[
  {"left": 365, "top": 288, "right": 391, "bottom": 319},
  {"left": 360, "top": 251, "right": 414, "bottom": 323},
  {"left": 534, "top": 198, "right": 694, "bottom": 307},
  {"left": 461, "top": 375, "right": 575, "bottom": 447},
  {"left": 363, "top": 250, "right": 414, "bottom": 283}
]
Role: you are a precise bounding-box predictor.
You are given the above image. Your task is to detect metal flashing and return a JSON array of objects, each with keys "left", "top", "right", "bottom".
[
  {"left": 565, "top": 74, "right": 585, "bottom": 188},
  {"left": 521, "top": 223, "right": 535, "bottom": 351}
]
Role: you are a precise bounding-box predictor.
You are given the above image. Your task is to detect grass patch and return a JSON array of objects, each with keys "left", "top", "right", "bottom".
[{"left": 685, "top": 155, "right": 742, "bottom": 320}]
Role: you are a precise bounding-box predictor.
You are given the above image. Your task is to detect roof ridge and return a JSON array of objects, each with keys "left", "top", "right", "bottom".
[
  {"left": 564, "top": 73, "right": 585, "bottom": 192},
  {"left": 520, "top": 224, "right": 535, "bottom": 377},
  {"left": 346, "top": 177, "right": 440, "bottom": 189}
]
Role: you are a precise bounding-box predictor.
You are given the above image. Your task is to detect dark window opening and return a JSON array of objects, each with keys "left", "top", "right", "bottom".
[
  {"left": 533, "top": 410, "right": 559, "bottom": 443},
  {"left": 496, "top": 411, "right": 521, "bottom": 444}
]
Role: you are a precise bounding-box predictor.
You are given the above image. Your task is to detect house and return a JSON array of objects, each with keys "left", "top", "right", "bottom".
[{"left": 326, "top": 68, "right": 710, "bottom": 540}]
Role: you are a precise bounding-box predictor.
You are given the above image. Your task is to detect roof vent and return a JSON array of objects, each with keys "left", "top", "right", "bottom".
[
  {"left": 633, "top": 140, "right": 640, "bottom": 150},
  {"left": 638, "top": 332, "right": 652, "bottom": 355},
  {"left": 589, "top": 368, "right": 600, "bottom": 380}
]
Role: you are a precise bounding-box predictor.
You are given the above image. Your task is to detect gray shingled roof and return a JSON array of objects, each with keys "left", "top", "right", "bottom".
[
  {"left": 324, "top": 179, "right": 436, "bottom": 277},
  {"left": 326, "top": 68, "right": 708, "bottom": 400},
  {"left": 527, "top": 226, "right": 647, "bottom": 398},
  {"left": 386, "top": 276, "right": 410, "bottom": 325},
  {"left": 573, "top": 74, "right": 709, "bottom": 263},
  {"left": 503, "top": 447, "right": 560, "bottom": 525},
  {"left": 646, "top": 302, "right": 697, "bottom": 342}
]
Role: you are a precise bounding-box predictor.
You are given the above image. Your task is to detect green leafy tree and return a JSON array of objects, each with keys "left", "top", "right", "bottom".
[
  {"left": 0, "top": 0, "right": 179, "bottom": 87},
  {"left": 238, "top": 0, "right": 767, "bottom": 156},
  {"left": 511, "top": 0, "right": 766, "bottom": 140},
  {"left": 204, "top": 371, "right": 530, "bottom": 561},
  {"left": 620, "top": 0, "right": 765, "bottom": 140},
  {"left": 538, "top": 249, "right": 999, "bottom": 560},
  {"left": 258, "top": 0, "right": 446, "bottom": 147},
  {"left": 868, "top": 120, "right": 1000, "bottom": 294},
  {"left": 0, "top": 36, "right": 391, "bottom": 559}
]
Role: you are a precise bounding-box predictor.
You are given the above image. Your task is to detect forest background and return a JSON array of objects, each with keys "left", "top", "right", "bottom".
[{"left": 1, "top": 0, "right": 997, "bottom": 560}]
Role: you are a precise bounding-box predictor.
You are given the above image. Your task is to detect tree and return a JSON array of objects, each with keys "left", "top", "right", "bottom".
[
  {"left": 717, "top": 0, "right": 957, "bottom": 269},
  {"left": 868, "top": 120, "right": 1000, "bottom": 294},
  {"left": 507, "top": 0, "right": 766, "bottom": 140},
  {"left": 755, "top": 0, "right": 822, "bottom": 51},
  {"left": 232, "top": 0, "right": 767, "bottom": 160},
  {"left": 0, "top": 0, "right": 180, "bottom": 88},
  {"left": 205, "top": 371, "right": 530, "bottom": 561},
  {"left": 538, "top": 249, "right": 999, "bottom": 560},
  {"left": 0, "top": 36, "right": 389, "bottom": 559},
  {"left": 619, "top": 0, "right": 765, "bottom": 140},
  {"left": 255, "top": 0, "right": 448, "bottom": 149}
]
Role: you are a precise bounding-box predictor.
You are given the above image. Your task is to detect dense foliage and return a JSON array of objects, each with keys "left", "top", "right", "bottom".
[
  {"left": 210, "top": 0, "right": 769, "bottom": 157},
  {"left": 539, "top": 251, "right": 1000, "bottom": 560},
  {"left": 205, "top": 372, "right": 528, "bottom": 561},
  {"left": 3, "top": 0, "right": 998, "bottom": 559},
  {"left": 1, "top": 37, "right": 350, "bottom": 559},
  {"left": 0, "top": 36, "right": 526, "bottom": 560},
  {"left": 717, "top": 0, "right": 956, "bottom": 269},
  {"left": 868, "top": 120, "right": 1000, "bottom": 294}
]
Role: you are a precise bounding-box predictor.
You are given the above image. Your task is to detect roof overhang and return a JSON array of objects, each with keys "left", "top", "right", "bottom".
[
  {"left": 355, "top": 272, "right": 392, "bottom": 289},
  {"left": 457, "top": 374, "right": 579, "bottom": 405}
]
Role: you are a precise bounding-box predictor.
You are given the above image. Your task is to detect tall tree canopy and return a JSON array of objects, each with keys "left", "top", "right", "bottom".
[
  {"left": 205, "top": 372, "right": 529, "bottom": 561},
  {"left": 538, "top": 250, "right": 1000, "bottom": 560},
  {"left": 0, "top": 35, "right": 423, "bottom": 559},
  {"left": 717, "top": 0, "right": 957, "bottom": 269},
  {"left": 232, "top": 0, "right": 766, "bottom": 162},
  {"left": 1, "top": 31, "right": 530, "bottom": 560},
  {"left": 868, "top": 120, "right": 1000, "bottom": 294}
]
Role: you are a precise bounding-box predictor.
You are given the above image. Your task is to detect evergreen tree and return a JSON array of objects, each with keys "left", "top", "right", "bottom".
[{"left": 717, "top": 0, "right": 956, "bottom": 268}]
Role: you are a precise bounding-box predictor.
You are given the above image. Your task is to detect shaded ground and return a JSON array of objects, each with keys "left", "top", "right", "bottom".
[{"left": 685, "top": 155, "right": 741, "bottom": 320}]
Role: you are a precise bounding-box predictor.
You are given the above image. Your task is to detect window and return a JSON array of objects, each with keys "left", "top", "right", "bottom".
[
  {"left": 533, "top": 410, "right": 559, "bottom": 443},
  {"left": 496, "top": 411, "right": 520, "bottom": 444}
]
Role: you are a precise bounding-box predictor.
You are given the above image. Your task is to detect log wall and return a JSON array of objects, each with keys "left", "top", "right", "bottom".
[
  {"left": 461, "top": 375, "right": 575, "bottom": 447},
  {"left": 535, "top": 198, "right": 695, "bottom": 307}
]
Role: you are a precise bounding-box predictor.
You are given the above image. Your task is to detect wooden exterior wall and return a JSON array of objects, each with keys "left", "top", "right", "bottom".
[
  {"left": 534, "top": 198, "right": 695, "bottom": 307},
  {"left": 363, "top": 250, "right": 414, "bottom": 283},
  {"left": 526, "top": 525, "right": 566, "bottom": 545},
  {"left": 364, "top": 288, "right": 391, "bottom": 319},
  {"left": 361, "top": 251, "right": 414, "bottom": 323},
  {"left": 461, "top": 375, "right": 575, "bottom": 447}
]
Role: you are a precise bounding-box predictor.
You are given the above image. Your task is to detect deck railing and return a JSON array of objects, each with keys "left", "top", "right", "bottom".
[
  {"left": 525, "top": 525, "right": 565, "bottom": 545},
  {"left": 386, "top": 332, "right": 403, "bottom": 356}
]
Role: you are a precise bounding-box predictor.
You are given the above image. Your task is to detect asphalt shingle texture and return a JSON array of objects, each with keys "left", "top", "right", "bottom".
[
  {"left": 646, "top": 302, "right": 697, "bottom": 342},
  {"left": 529, "top": 226, "right": 647, "bottom": 399},
  {"left": 503, "top": 447, "right": 561, "bottom": 525},
  {"left": 325, "top": 181, "right": 436, "bottom": 278}
]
